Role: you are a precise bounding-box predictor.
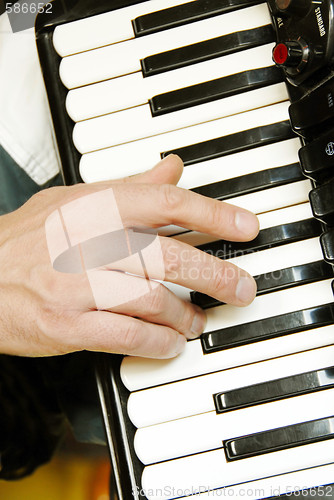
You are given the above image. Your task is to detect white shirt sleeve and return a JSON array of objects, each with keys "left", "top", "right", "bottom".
[{"left": 0, "top": 13, "right": 60, "bottom": 185}]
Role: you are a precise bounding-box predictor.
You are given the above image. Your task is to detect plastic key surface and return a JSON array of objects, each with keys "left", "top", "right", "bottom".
[
  {"left": 310, "top": 178, "right": 334, "bottom": 225},
  {"left": 197, "top": 217, "right": 322, "bottom": 259},
  {"left": 224, "top": 416, "right": 334, "bottom": 461},
  {"left": 299, "top": 128, "right": 334, "bottom": 182},
  {"left": 142, "top": 24, "right": 275, "bottom": 76},
  {"left": 163, "top": 120, "right": 295, "bottom": 165},
  {"left": 132, "top": 0, "right": 262, "bottom": 36},
  {"left": 201, "top": 302, "right": 334, "bottom": 353},
  {"left": 214, "top": 366, "right": 334, "bottom": 413},
  {"left": 192, "top": 162, "right": 303, "bottom": 199},
  {"left": 289, "top": 77, "right": 334, "bottom": 138},
  {"left": 150, "top": 66, "right": 283, "bottom": 116},
  {"left": 128, "top": 345, "right": 334, "bottom": 427},
  {"left": 321, "top": 229, "right": 334, "bottom": 264}
]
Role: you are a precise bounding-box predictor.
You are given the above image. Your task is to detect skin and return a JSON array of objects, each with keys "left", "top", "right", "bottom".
[{"left": 0, "top": 155, "right": 259, "bottom": 359}]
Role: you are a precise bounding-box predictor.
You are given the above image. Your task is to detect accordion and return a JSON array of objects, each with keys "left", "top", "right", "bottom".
[{"left": 35, "top": 1, "right": 334, "bottom": 498}]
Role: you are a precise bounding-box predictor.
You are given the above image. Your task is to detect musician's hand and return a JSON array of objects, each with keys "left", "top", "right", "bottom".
[{"left": 0, "top": 155, "right": 259, "bottom": 358}]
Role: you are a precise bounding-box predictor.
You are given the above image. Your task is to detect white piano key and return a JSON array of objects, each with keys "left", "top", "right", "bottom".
[
  {"left": 79, "top": 106, "right": 295, "bottom": 185},
  {"left": 135, "top": 389, "right": 334, "bottom": 464},
  {"left": 74, "top": 83, "right": 288, "bottom": 154},
  {"left": 218, "top": 179, "right": 311, "bottom": 215},
  {"left": 121, "top": 325, "right": 334, "bottom": 391},
  {"left": 65, "top": 44, "right": 275, "bottom": 117},
  {"left": 78, "top": 98, "right": 290, "bottom": 173},
  {"left": 128, "top": 344, "right": 334, "bottom": 428},
  {"left": 60, "top": 4, "right": 271, "bottom": 87},
  {"left": 257, "top": 202, "right": 313, "bottom": 230},
  {"left": 222, "top": 236, "right": 323, "bottom": 277},
  {"left": 195, "top": 464, "right": 334, "bottom": 499},
  {"left": 178, "top": 137, "right": 301, "bottom": 190},
  {"left": 52, "top": 0, "right": 193, "bottom": 57},
  {"left": 203, "top": 279, "right": 333, "bottom": 333},
  {"left": 141, "top": 440, "right": 334, "bottom": 500}
]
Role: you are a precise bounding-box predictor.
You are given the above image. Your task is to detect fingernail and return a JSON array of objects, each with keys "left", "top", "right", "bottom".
[
  {"left": 235, "top": 211, "right": 259, "bottom": 238},
  {"left": 159, "top": 154, "right": 175, "bottom": 164},
  {"left": 190, "top": 307, "right": 207, "bottom": 337},
  {"left": 235, "top": 276, "right": 257, "bottom": 305}
]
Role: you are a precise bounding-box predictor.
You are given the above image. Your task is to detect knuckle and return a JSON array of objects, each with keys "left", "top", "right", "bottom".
[
  {"left": 162, "top": 242, "right": 181, "bottom": 279},
  {"left": 210, "top": 267, "right": 230, "bottom": 296},
  {"left": 157, "top": 335, "right": 172, "bottom": 358},
  {"left": 176, "top": 303, "right": 194, "bottom": 333},
  {"left": 155, "top": 330, "right": 177, "bottom": 358},
  {"left": 119, "top": 321, "right": 143, "bottom": 354},
  {"left": 206, "top": 202, "right": 224, "bottom": 232},
  {"left": 206, "top": 202, "right": 234, "bottom": 234},
  {"left": 159, "top": 184, "right": 181, "bottom": 213},
  {"left": 29, "top": 186, "right": 63, "bottom": 205},
  {"left": 144, "top": 284, "right": 167, "bottom": 316}
]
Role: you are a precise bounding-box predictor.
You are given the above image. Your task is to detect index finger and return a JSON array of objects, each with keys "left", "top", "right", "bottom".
[{"left": 114, "top": 183, "right": 260, "bottom": 242}]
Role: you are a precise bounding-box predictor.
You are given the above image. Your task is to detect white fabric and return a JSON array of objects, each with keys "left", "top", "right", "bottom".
[{"left": 0, "top": 13, "right": 59, "bottom": 185}]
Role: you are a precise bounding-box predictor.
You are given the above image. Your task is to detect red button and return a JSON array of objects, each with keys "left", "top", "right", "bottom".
[{"left": 273, "top": 43, "right": 289, "bottom": 65}]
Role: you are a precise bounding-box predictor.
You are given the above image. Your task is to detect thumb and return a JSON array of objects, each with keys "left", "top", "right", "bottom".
[{"left": 117, "top": 154, "right": 184, "bottom": 185}]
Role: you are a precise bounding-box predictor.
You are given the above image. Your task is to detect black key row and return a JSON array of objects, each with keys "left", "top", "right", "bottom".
[
  {"left": 192, "top": 162, "right": 303, "bottom": 200},
  {"left": 150, "top": 66, "right": 283, "bottom": 116},
  {"left": 197, "top": 218, "right": 322, "bottom": 259},
  {"left": 141, "top": 24, "right": 275, "bottom": 77},
  {"left": 162, "top": 120, "right": 295, "bottom": 165},
  {"left": 214, "top": 366, "right": 334, "bottom": 413},
  {"left": 201, "top": 300, "right": 334, "bottom": 354},
  {"left": 133, "top": 0, "right": 262, "bottom": 37},
  {"left": 224, "top": 416, "right": 334, "bottom": 461}
]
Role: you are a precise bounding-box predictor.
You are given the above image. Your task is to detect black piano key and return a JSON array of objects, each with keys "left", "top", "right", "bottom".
[
  {"left": 201, "top": 302, "right": 334, "bottom": 353},
  {"left": 299, "top": 128, "right": 334, "bottom": 182},
  {"left": 132, "top": 0, "right": 262, "bottom": 37},
  {"left": 162, "top": 121, "right": 295, "bottom": 166},
  {"left": 321, "top": 228, "right": 334, "bottom": 265},
  {"left": 141, "top": 25, "right": 275, "bottom": 77},
  {"left": 310, "top": 178, "right": 334, "bottom": 226},
  {"left": 191, "top": 292, "right": 224, "bottom": 308},
  {"left": 192, "top": 260, "right": 334, "bottom": 308},
  {"left": 224, "top": 416, "right": 334, "bottom": 461},
  {"left": 150, "top": 66, "right": 284, "bottom": 116},
  {"left": 255, "top": 260, "right": 333, "bottom": 293},
  {"left": 191, "top": 163, "right": 303, "bottom": 200},
  {"left": 197, "top": 218, "right": 322, "bottom": 260},
  {"left": 214, "top": 366, "right": 334, "bottom": 413},
  {"left": 289, "top": 77, "right": 334, "bottom": 137}
]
